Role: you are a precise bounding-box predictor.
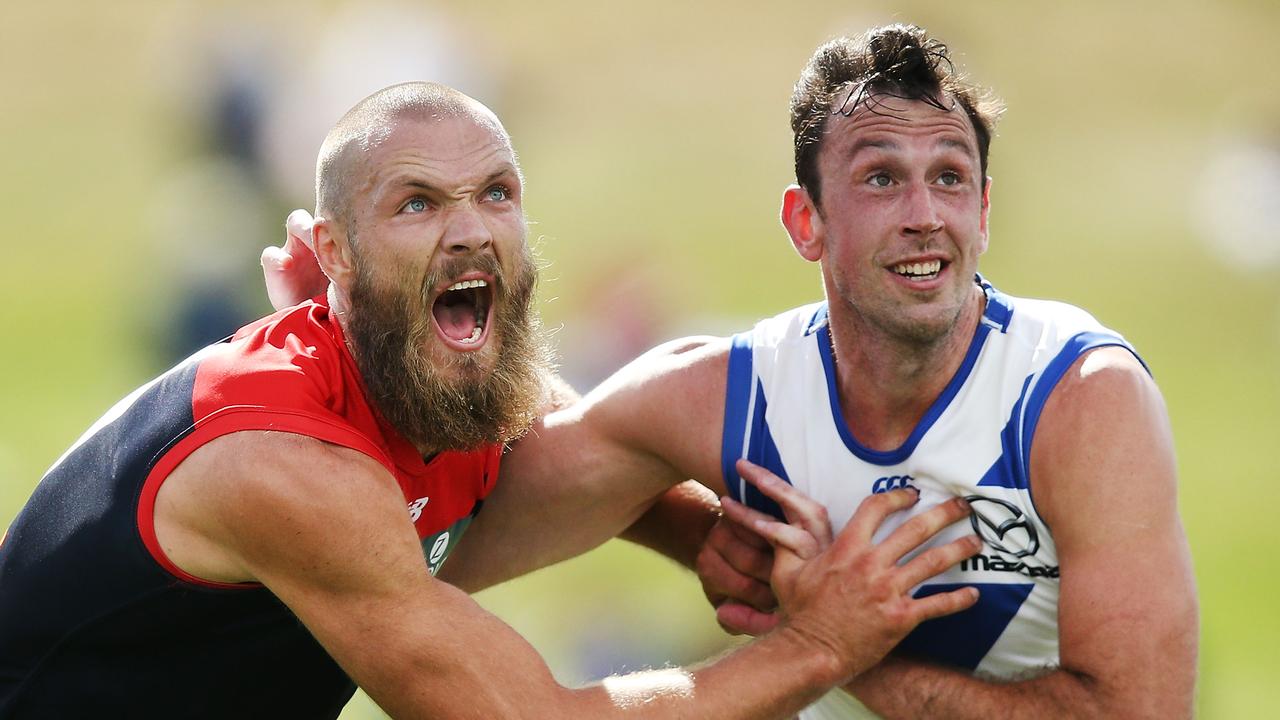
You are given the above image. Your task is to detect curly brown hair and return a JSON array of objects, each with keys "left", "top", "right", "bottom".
[{"left": 791, "top": 24, "right": 1004, "bottom": 205}]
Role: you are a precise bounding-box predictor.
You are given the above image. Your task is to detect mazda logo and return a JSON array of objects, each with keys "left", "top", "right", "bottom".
[{"left": 965, "top": 496, "right": 1039, "bottom": 558}]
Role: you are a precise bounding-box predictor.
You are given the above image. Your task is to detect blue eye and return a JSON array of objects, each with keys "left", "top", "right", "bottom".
[
  {"left": 868, "top": 173, "right": 892, "bottom": 187},
  {"left": 486, "top": 186, "right": 509, "bottom": 202},
  {"left": 403, "top": 198, "right": 428, "bottom": 213},
  {"left": 938, "top": 171, "right": 962, "bottom": 186}
]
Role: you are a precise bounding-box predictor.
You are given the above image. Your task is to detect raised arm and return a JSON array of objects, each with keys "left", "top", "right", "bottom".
[
  {"left": 441, "top": 335, "right": 731, "bottom": 592},
  {"left": 155, "top": 431, "right": 980, "bottom": 719},
  {"left": 846, "top": 346, "right": 1198, "bottom": 718}
]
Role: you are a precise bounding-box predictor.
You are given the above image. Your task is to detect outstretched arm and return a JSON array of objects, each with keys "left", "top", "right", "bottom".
[
  {"left": 156, "top": 432, "right": 980, "bottom": 719},
  {"left": 441, "top": 335, "right": 732, "bottom": 592},
  {"left": 845, "top": 347, "right": 1198, "bottom": 719},
  {"left": 261, "top": 209, "right": 733, "bottom": 584}
]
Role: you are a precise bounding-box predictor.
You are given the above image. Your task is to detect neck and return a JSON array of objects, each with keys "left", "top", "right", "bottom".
[
  {"left": 327, "top": 285, "right": 351, "bottom": 334},
  {"left": 828, "top": 284, "right": 985, "bottom": 451}
]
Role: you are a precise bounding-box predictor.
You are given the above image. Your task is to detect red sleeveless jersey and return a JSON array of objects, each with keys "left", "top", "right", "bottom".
[{"left": 0, "top": 297, "right": 501, "bottom": 716}]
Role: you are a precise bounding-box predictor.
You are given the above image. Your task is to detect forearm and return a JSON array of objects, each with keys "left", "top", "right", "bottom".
[
  {"left": 620, "top": 480, "right": 720, "bottom": 570},
  {"left": 845, "top": 657, "right": 1106, "bottom": 720},
  {"left": 565, "top": 626, "right": 846, "bottom": 720},
  {"left": 328, "top": 564, "right": 846, "bottom": 720}
]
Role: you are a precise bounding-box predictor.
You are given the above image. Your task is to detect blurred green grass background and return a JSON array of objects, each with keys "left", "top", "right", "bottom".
[{"left": 2, "top": 1, "right": 1277, "bottom": 716}]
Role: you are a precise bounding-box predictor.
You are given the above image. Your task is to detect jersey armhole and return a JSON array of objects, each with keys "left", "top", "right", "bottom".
[
  {"left": 1019, "top": 333, "right": 1148, "bottom": 525},
  {"left": 720, "top": 331, "right": 755, "bottom": 499},
  {"left": 135, "top": 407, "right": 394, "bottom": 590}
]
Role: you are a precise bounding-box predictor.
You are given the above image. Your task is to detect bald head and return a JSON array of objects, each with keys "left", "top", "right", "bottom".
[{"left": 315, "top": 82, "right": 511, "bottom": 238}]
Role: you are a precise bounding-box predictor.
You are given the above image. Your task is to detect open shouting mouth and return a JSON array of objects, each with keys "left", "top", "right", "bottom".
[{"left": 430, "top": 272, "right": 495, "bottom": 352}]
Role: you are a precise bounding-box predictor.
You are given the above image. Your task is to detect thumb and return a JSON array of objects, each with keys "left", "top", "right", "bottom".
[
  {"left": 286, "top": 208, "right": 316, "bottom": 253},
  {"left": 261, "top": 245, "right": 292, "bottom": 273}
]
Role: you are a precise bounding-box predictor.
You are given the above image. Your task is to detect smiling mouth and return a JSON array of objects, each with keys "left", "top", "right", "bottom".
[
  {"left": 431, "top": 278, "right": 494, "bottom": 349},
  {"left": 891, "top": 259, "right": 946, "bottom": 282}
]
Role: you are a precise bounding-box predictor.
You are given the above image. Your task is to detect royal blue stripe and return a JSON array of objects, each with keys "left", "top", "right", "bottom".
[
  {"left": 1019, "top": 332, "right": 1148, "bottom": 510},
  {"left": 898, "top": 582, "right": 1034, "bottom": 670},
  {"left": 720, "top": 331, "right": 756, "bottom": 498},
  {"left": 805, "top": 303, "right": 829, "bottom": 336},
  {"left": 979, "top": 276, "right": 1014, "bottom": 332},
  {"left": 737, "top": 380, "right": 789, "bottom": 520},
  {"left": 818, "top": 319, "right": 994, "bottom": 466},
  {"left": 977, "top": 375, "right": 1035, "bottom": 491}
]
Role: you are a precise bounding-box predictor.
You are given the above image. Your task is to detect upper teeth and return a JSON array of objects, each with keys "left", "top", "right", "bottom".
[
  {"left": 893, "top": 260, "right": 942, "bottom": 276},
  {"left": 447, "top": 279, "right": 488, "bottom": 291}
]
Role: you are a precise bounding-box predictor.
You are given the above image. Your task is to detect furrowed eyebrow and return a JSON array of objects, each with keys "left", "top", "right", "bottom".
[
  {"left": 395, "top": 178, "right": 441, "bottom": 195},
  {"left": 386, "top": 165, "right": 519, "bottom": 197},
  {"left": 477, "top": 167, "right": 519, "bottom": 189}
]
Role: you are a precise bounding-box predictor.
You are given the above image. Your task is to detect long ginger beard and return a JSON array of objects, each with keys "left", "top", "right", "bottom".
[{"left": 345, "top": 246, "right": 551, "bottom": 455}]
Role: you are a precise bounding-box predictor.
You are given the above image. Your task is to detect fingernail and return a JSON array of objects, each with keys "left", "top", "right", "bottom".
[{"left": 955, "top": 497, "right": 970, "bottom": 511}]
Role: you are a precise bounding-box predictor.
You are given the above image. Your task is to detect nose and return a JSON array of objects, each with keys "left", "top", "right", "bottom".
[
  {"left": 901, "top": 182, "right": 944, "bottom": 238},
  {"left": 441, "top": 204, "right": 493, "bottom": 256}
]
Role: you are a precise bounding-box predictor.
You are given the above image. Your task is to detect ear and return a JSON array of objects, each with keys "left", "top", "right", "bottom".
[
  {"left": 313, "top": 216, "right": 356, "bottom": 292},
  {"left": 781, "top": 184, "right": 824, "bottom": 263},
  {"left": 977, "top": 176, "right": 992, "bottom": 255}
]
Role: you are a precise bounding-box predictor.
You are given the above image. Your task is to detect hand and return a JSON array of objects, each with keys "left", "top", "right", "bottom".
[
  {"left": 732, "top": 459, "right": 982, "bottom": 679},
  {"left": 260, "top": 209, "right": 328, "bottom": 310},
  {"left": 696, "top": 508, "right": 779, "bottom": 636}
]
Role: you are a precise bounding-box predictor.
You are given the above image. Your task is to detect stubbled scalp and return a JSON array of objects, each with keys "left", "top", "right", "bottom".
[
  {"left": 790, "top": 24, "right": 1005, "bottom": 206},
  {"left": 314, "top": 82, "right": 513, "bottom": 242}
]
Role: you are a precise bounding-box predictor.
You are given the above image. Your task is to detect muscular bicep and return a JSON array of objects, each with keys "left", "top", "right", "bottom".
[
  {"left": 441, "top": 336, "right": 731, "bottom": 591},
  {"left": 1030, "top": 347, "right": 1197, "bottom": 717},
  {"left": 167, "top": 432, "right": 572, "bottom": 718}
]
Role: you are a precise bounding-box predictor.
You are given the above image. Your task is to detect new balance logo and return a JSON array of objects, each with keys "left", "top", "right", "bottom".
[{"left": 407, "top": 496, "right": 430, "bottom": 523}]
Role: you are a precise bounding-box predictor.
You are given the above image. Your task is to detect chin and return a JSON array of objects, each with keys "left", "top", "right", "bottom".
[{"left": 427, "top": 341, "right": 497, "bottom": 379}]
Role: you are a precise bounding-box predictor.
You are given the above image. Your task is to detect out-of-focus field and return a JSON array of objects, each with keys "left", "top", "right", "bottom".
[{"left": 2, "top": 0, "right": 1277, "bottom": 716}]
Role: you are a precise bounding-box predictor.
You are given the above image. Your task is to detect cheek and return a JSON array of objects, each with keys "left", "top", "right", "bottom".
[{"left": 491, "top": 209, "right": 526, "bottom": 242}]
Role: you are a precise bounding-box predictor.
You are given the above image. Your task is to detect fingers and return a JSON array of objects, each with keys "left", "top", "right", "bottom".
[
  {"left": 261, "top": 246, "right": 295, "bottom": 311},
  {"left": 909, "top": 586, "right": 980, "bottom": 623},
  {"left": 736, "top": 459, "right": 833, "bottom": 547},
  {"left": 715, "top": 602, "right": 781, "bottom": 637},
  {"left": 842, "top": 487, "right": 921, "bottom": 545},
  {"left": 874, "top": 496, "right": 971, "bottom": 563},
  {"left": 260, "top": 245, "right": 292, "bottom": 273},
  {"left": 726, "top": 512, "right": 771, "bottom": 551},
  {"left": 898, "top": 534, "right": 983, "bottom": 589},
  {"left": 722, "top": 496, "right": 820, "bottom": 560},
  {"left": 706, "top": 516, "right": 774, "bottom": 584},
  {"left": 696, "top": 527, "right": 776, "bottom": 610},
  {"left": 285, "top": 208, "right": 316, "bottom": 252}
]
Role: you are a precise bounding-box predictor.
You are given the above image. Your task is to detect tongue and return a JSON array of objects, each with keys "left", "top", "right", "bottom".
[{"left": 433, "top": 301, "right": 476, "bottom": 341}]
